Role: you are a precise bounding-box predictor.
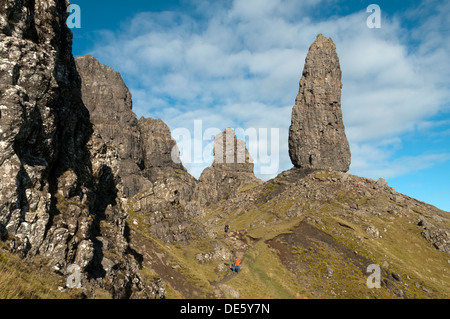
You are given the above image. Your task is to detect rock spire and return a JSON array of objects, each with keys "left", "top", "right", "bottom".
[
  {"left": 288, "top": 34, "right": 351, "bottom": 172},
  {"left": 194, "top": 128, "right": 262, "bottom": 206}
]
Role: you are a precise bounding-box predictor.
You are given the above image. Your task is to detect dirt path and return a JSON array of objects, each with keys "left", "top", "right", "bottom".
[{"left": 209, "top": 231, "right": 251, "bottom": 298}]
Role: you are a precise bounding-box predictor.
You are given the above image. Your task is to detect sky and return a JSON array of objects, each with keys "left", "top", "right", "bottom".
[{"left": 69, "top": 0, "right": 450, "bottom": 212}]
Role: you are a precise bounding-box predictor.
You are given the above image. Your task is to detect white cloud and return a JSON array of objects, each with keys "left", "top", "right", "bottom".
[
  {"left": 89, "top": 0, "right": 450, "bottom": 181},
  {"left": 352, "top": 153, "right": 450, "bottom": 180}
]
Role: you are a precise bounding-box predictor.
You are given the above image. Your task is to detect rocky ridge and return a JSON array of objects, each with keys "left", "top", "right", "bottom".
[
  {"left": 75, "top": 55, "right": 194, "bottom": 198},
  {"left": 75, "top": 55, "right": 199, "bottom": 246}
]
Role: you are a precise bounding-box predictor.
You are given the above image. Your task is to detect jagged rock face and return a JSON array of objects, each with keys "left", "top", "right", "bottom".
[
  {"left": 87, "top": 129, "right": 167, "bottom": 298},
  {"left": 130, "top": 118, "right": 199, "bottom": 245},
  {"left": 0, "top": 0, "right": 92, "bottom": 268},
  {"left": 0, "top": 0, "right": 159, "bottom": 299},
  {"left": 76, "top": 55, "right": 197, "bottom": 245},
  {"left": 418, "top": 218, "right": 450, "bottom": 254},
  {"left": 212, "top": 128, "right": 254, "bottom": 172},
  {"left": 138, "top": 117, "right": 197, "bottom": 207},
  {"left": 75, "top": 55, "right": 141, "bottom": 161},
  {"left": 289, "top": 34, "right": 351, "bottom": 172},
  {"left": 194, "top": 128, "right": 262, "bottom": 206},
  {"left": 76, "top": 55, "right": 193, "bottom": 198},
  {"left": 138, "top": 117, "right": 185, "bottom": 177},
  {"left": 75, "top": 55, "right": 150, "bottom": 197}
]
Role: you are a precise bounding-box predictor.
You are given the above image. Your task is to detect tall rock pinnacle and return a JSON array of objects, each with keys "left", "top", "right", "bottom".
[
  {"left": 194, "top": 128, "right": 262, "bottom": 205},
  {"left": 288, "top": 34, "right": 351, "bottom": 172},
  {"left": 212, "top": 128, "right": 254, "bottom": 172}
]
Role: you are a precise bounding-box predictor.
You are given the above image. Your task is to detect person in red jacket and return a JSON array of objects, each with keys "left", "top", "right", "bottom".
[{"left": 232, "top": 258, "right": 241, "bottom": 273}]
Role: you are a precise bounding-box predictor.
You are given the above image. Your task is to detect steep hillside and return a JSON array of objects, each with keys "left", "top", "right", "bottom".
[
  {"left": 123, "top": 34, "right": 450, "bottom": 300},
  {"left": 127, "top": 168, "right": 450, "bottom": 299}
]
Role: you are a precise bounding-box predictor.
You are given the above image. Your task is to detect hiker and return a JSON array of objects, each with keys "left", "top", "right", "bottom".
[
  {"left": 296, "top": 181, "right": 299, "bottom": 186},
  {"left": 232, "top": 258, "right": 241, "bottom": 273},
  {"left": 225, "top": 225, "right": 229, "bottom": 233}
]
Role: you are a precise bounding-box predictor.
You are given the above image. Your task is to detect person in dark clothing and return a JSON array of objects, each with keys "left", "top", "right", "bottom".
[{"left": 225, "top": 225, "right": 229, "bottom": 233}]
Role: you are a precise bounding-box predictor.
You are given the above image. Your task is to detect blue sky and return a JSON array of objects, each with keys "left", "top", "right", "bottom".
[{"left": 69, "top": 0, "right": 450, "bottom": 212}]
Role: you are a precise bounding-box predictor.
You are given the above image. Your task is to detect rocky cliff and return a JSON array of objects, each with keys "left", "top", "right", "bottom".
[
  {"left": 75, "top": 55, "right": 149, "bottom": 198},
  {"left": 289, "top": 34, "right": 351, "bottom": 172},
  {"left": 0, "top": 0, "right": 162, "bottom": 299},
  {"left": 75, "top": 55, "right": 194, "bottom": 198},
  {"left": 75, "top": 55, "right": 198, "bottom": 246},
  {"left": 121, "top": 34, "right": 449, "bottom": 300},
  {"left": 75, "top": 54, "right": 196, "bottom": 201}
]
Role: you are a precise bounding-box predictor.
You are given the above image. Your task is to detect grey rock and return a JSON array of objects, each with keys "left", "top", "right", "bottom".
[
  {"left": 366, "top": 225, "right": 380, "bottom": 238},
  {"left": 418, "top": 218, "right": 433, "bottom": 229},
  {"left": 76, "top": 55, "right": 147, "bottom": 197},
  {"left": 376, "top": 178, "right": 389, "bottom": 188},
  {"left": 212, "top": 127, "right": 254, "bottom": 172},
  {"left": 417, "top": 217, "right": 450, "bottom": 254},
  {"left": 196, "top": 253, "right": 206, "bottom": 264},
  {"left": 138, "top": 117, "right": 184, "bottom": 172},
  {"left": 421, "top": 228, "right": 450, "bottom": 254},
  {"left": 289, "top": 34, "right": 351, "bottom": 172},
  {"left": 76, "top": 55, "right": 198, "bottom": 247},
  {"left": 194, "top": 128, "right": 263, "bottom": 205},
  {"left": 391, "top": 272, "right": 401, "bottom": 281},
  {"left": 76, "top": 55, "right": 195, "bottom": 199},
  {"left": 325, "top": 266, "right": 334, "bottom": 279},
  {"left": 0, "top": 0, "right": 93, "bottom": 270},
  {"left": 0, "top": 0, "right": 157, "bottom": 299}
]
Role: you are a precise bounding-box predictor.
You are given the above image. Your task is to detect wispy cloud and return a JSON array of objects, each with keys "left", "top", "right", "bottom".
[
  {"left": 354, "top": 153, "right": 450, "bottom": 180},
  {"left": 88, "top": 0, "right": 450, "bottom": 180}
]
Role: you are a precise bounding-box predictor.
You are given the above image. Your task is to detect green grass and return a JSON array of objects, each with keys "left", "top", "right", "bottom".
[
  {"left": 0, "top": 245, "right": 79, "bottom": 299},
  {"left": 127, "top": 207, "right": 221, "bottom": 297},
  {"left": 227, "top": 241, "right": 308, "bottom": 299},
  {"left": 305, "top": 195, "right": 450, "bottom": 298},
  {"left": 237, "top": 184, "right": 260, "bottom": 193},
  {"left": 126, "top": 170, "right": 450, "bottom": 299}
]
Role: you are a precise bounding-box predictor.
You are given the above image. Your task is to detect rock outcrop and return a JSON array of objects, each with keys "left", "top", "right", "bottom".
[
  {"left": 76, "top": 55, "right": 198, "bottom": 245},
  {"left": 0, "top": 0, "right": 159, "bottom": 299},
  {"left": 194, "top": 128, "right": 263, "bottom": 205},
  {"left": 289, "top": 34, "right": 351, "bottom": 172},
  {"left": 75, "top": 55, "right": 145, "bottom": 197},
  {"left": 418, "top": 218, "right": 450, "bottom": 254},
  {"left": 75, "top": 55, "right": 195, "bottom": 198}
]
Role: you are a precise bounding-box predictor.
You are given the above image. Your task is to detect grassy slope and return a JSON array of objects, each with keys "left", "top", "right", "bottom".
[
  {"left": 129, "top": 169, "right": 450, "bottom": 299},
  {"left": 0, "top": 242, "right": 76, "bottom": 299}
]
